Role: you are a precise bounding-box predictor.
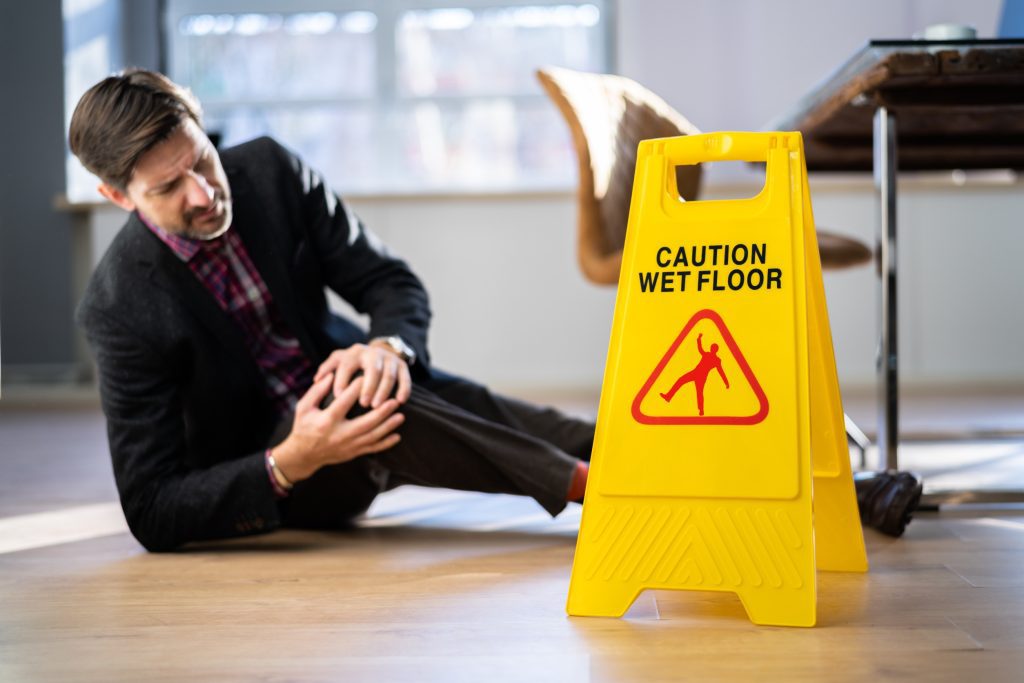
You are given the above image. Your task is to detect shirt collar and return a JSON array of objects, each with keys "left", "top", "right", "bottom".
[{"left": 139, "top": 213, "right": 204, "bottom": 262}]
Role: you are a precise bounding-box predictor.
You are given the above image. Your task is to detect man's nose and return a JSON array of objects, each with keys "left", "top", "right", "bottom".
[{"left": 185, "top": 171, "right": 215, "bottom": 206}]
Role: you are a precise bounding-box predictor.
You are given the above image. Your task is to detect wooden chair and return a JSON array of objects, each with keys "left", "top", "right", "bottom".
[
  {"left": 535, "top": 66, "right": 872, "bottom": 286},
  {"left": 538, "top": 66, "right": 872, "bottom": 462}
]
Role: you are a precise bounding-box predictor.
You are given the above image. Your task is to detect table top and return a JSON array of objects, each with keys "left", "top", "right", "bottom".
[{"left": 769, "top": 39, "right": 1024, "bottom": 171}]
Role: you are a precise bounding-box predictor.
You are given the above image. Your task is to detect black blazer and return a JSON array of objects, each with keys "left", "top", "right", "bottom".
[{"left": 77, "top": 137, "right": 432, "bottom": 551}]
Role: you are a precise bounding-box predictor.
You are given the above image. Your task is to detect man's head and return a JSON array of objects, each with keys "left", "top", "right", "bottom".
[{"left": 69, "top": 69, "right": 232, "bottom": 239}]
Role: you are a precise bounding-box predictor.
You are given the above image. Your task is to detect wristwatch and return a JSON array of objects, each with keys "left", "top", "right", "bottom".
[{"left": 373, "top": 335, "right": 416, "bottom": 366}]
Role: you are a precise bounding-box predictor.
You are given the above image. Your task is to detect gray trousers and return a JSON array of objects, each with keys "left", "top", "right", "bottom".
[{"left": 279, "top": 372, "right": 594, "bottom": 530}]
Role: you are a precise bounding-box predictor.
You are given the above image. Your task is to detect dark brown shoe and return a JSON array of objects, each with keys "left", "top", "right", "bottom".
[{"left": 854, "top": 470, "right": 923, "bottom": 537}]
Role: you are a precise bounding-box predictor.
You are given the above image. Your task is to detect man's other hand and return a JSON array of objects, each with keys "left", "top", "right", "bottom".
[
  {"left": 314, "top": 342, "right": 413, "bottom": 408},
  {"left": 271, "top": 375, "right": 405, "bottom": 483}
]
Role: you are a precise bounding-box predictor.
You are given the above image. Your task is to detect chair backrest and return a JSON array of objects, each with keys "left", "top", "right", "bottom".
[{"left": 537, "top": 66, "right": 702, "bottom": 284}]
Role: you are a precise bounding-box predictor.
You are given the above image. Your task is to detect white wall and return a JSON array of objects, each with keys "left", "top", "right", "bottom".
[
  {"left": 346, "top": 195, "right": 618, "bottom": 391},
  {"left": 83, "top": 0, "right": 1024, "bottom": 396}
]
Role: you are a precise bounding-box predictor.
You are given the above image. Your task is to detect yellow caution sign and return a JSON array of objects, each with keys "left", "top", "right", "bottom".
[{"left": 567, "top": 132, "right": 866, "bottom": 628}]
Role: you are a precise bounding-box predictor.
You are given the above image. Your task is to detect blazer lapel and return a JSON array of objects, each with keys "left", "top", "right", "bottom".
[
  {"left": 128, "top": 215, "right": 255, "bottom": 367},
  {"left": 226, "top": 169, "right": 321, "bottom": 361}
]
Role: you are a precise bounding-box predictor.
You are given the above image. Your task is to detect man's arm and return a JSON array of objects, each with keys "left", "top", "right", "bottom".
[
  {"left": 277, "top": 141, "right": 432, "bottom": 370},
  {"left": 83, "top": 307, "right": 282, "bottom": 552},
  {"left": 258, "top": 139, "right": 431, "bottom": 405}
]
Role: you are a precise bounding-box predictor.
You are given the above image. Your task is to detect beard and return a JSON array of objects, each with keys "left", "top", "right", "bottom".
[{"left": 179, "top": 191, "right": 233, "bottom": 240}]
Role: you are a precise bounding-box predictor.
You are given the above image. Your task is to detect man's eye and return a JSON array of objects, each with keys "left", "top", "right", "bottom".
[{"left": 155, "top": 180, "right": 178, "bottom": 195}]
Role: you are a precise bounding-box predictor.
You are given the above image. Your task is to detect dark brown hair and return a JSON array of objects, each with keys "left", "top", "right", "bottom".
[{"left": 68, "top": 69, "right": 203, "bottom": 190}]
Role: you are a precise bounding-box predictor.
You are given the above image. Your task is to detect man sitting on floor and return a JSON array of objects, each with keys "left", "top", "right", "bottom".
[{"left": 71, "top": 70, "right": 593, "bottom": 552}]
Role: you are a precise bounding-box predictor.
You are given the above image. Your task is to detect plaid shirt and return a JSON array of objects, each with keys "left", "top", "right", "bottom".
[{"left": 143, "top": 218, "right": 314, "bottom": 419}]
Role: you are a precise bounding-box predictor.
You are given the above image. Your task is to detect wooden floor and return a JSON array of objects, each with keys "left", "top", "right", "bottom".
[{"left": 2, "top": 398, "right": 1024, "bottom": 682}]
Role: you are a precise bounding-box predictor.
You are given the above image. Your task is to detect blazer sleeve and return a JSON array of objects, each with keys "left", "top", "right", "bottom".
[
  {"left": 81, "top": 306, "right": 283, "bottom": 552},
  {"left": 273, "top": 140, "right": 433, "bottom": 371}
]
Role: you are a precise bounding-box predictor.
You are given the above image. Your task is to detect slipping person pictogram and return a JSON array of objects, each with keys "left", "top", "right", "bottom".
[{"left": 659, "top": 333, "right": 729, "bottom": 415}]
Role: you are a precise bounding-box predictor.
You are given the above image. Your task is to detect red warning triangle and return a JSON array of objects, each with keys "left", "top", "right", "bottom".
[{"left": 632, "top": 309, "right": 769, "bottom": 425}]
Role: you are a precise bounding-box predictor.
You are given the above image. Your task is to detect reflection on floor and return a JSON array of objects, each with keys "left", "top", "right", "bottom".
[{"left": 1, "top": 390, "right": 1023, "bottom": 680}]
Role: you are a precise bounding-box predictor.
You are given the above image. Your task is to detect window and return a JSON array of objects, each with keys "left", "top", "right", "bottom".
[
  {"left": 165, "top": 1, "right": 612, "bottom": 194},
  {"left": 64, "top": 0, "right": 125, "bottom": 202}
]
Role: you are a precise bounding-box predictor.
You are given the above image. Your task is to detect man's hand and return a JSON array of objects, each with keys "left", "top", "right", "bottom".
[
  {"left": 314, "top": 342, "right": 412, "bottom": 409},
  {"left": 271, "top": 374, "right": 405, "bottom": 483}
]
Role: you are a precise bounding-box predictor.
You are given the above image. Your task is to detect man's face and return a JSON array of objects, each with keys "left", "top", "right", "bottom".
[{"left": 100, "top": 118, "right": 232, "bottom": 240}]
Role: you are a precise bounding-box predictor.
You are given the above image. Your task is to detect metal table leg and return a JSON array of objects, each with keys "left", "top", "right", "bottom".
[
  {"left": 874, "top": 107, "right": 899, "bottom": 470},
  {"left": 869, "top": 109, "right": 1023, "bottom": 507}
]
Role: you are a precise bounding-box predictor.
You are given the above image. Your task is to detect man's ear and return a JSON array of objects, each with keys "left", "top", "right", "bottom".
[{"left": 97, "top": 183, "right": 136, "bottom": 212}]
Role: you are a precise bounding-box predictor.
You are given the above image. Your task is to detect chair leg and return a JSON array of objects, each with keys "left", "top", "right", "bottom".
[{"left": 845, "top": 413, "right": 871, "bottom": 470}]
